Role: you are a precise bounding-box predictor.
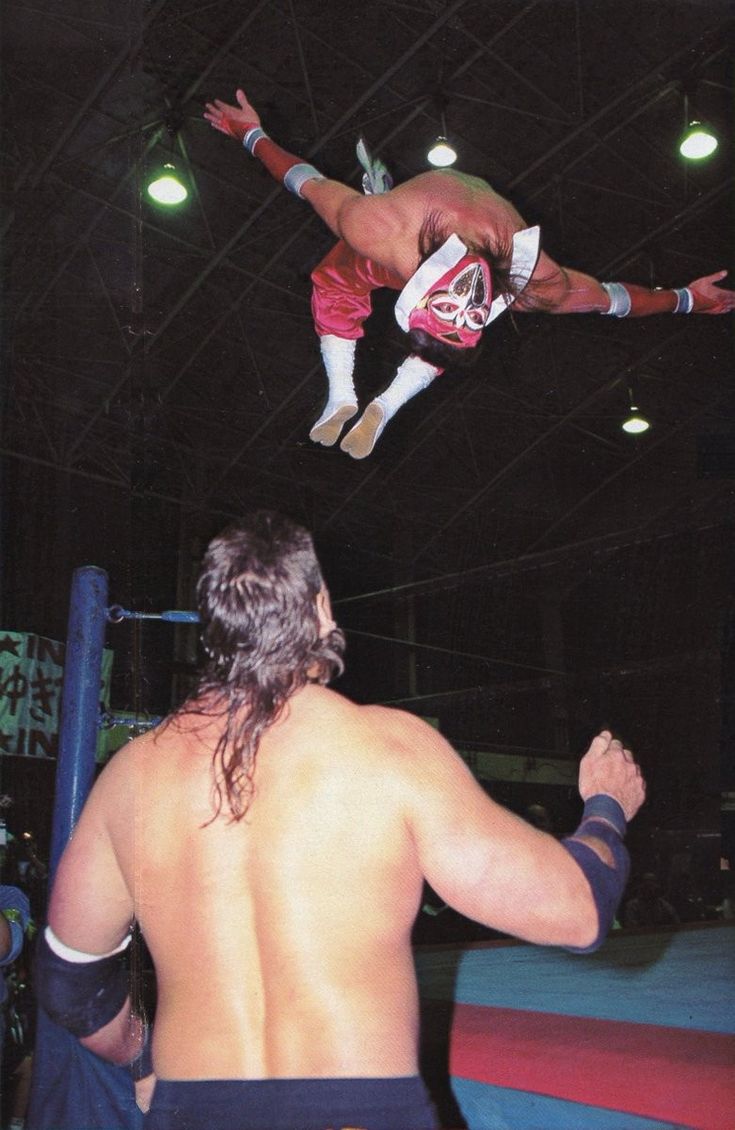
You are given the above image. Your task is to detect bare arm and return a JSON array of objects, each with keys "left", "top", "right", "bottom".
[
  {"left": 518, "top": 250, "right": 735, "bottom": 316},
  {"left": 48, "top": 758, "right": 134, "bottom": 953},
  {"left": 203, "top": 88, "right": 403, "bottom": 261},
  {"left": 404, "top": 725, "right": 644, "bottom": 949},
  {"left": 45, "top": 750, "right": 147, "bottom": 1071}
]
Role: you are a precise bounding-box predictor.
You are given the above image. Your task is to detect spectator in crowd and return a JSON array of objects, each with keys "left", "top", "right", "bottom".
[{"left": 0, "top": 886, "right": 31, "bottom": 1049}]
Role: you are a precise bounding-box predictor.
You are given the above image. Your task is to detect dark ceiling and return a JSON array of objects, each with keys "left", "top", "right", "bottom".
[{"left": 2, "top": 1, "right": 734, "bottom": 813}]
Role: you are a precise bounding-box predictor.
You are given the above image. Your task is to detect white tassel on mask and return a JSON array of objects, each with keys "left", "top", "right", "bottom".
[{"left": 356, "top": 136, "right": 393, "bottom": 196}]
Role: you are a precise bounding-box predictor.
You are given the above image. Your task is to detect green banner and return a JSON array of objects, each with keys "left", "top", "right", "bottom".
[{"left": 0, "top": 631, "right": 113, "bottom": 758}]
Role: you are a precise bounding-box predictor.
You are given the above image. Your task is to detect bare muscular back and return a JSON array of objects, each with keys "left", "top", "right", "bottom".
[
  {"left": 305, "top": 169, "right": 527, "bottom": 282},
  {"left": 49, "top": 669, "right": 615, "bottom": 1084},
  {"left": 120, "top": 684, "right": 426, "bottom": 1080}
]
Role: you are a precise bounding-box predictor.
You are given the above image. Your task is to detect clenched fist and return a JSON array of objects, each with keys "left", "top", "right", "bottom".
[{"left": 578, "top": 730, "right": 646, "bottom": 822}]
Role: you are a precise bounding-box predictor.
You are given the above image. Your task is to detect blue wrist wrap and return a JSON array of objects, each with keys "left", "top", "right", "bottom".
[
  {"left": 601, "top": 281, "right": 632, "bottom": 317},
  {"left": 242, "top": 126, "right": 266, "bottom": 155},
  {"left": 561, "top": 794, "right": 630, "bottom": 953},
  {"left": 673, "top": 287, "right": 694, "bottom": 313},
  {"left": 35, "top": 930, "right": 129, "bottom": 1038},
  {"left": 282, "top": 163, "right": 326, "bottom": 198},
  {"left": 579, "top": 793, "right": 627, "bottom": 837}
]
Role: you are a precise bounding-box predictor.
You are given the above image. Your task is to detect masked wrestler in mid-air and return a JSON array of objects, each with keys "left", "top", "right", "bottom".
[{"left": 204, "top": 89, "right": 735, "bottom": 459}]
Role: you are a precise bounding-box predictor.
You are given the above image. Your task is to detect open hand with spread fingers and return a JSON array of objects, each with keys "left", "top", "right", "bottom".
[
  {"left": 203, "top": 88, "right": 261, "bottom": 142},
  {"left": 688, "top": 270, "right": 735, "bottom": 314}
]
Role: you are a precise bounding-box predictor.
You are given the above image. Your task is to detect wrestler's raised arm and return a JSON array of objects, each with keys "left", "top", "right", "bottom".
[
  {"left": 204, "top": 89, "right": 403, "bottom": 261},
  {"left": 400, "top": 721, "right": 645, "bottom": 951},
  {"left": 517, "top": 248, "right": 735, "bottom": 317},
  {"left": 204, "top": 87, "right": 263, "bottom": 141}
]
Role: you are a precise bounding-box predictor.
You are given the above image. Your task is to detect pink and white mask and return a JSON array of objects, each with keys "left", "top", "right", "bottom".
[
  {"left": 394, "top": 227, "right": 541, "bottom": 350},
  {"left": 408, "top": 255, "right": 492, "bottom": 348}
]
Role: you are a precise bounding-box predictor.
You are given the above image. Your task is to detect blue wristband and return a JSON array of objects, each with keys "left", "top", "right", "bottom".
[
  {"left": 601, "top": 282, "right": 632, "bottom": 317},
  {"left": 282, "top": 163, "right": 326, "bottom": 198},
  {"left": 560, "top": 794, "right": 630, "bottom": 953},
  {"left": 580, "top": 794, "right": 626, "bottom": 838},
  {"left": 242, "top": 126, "right": 266, "bottom": 155},
  {"left": 673, "top": 287, "right": 694, "bottom": 313}
]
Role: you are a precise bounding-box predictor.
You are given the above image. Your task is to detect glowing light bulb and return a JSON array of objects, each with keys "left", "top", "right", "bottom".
[
  {"left": 427, "top": 137, "right": 457, "bottom": 168},
  {"left": 622, "top": 408, "right": 650, "bottom": 435},
  {"left": 147, "top": 164, "right": 188, "bottom": 205},
  {"left": 679, "top": 122, "right": 718, "bottom": 160}
]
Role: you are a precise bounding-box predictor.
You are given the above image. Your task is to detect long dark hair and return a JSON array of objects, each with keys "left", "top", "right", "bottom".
[
  {"left": 174, "top": 511, "right": 345, "bottom": 822},
  {"left": 405, "top": 210, "right": 523, "bottom": 369}
]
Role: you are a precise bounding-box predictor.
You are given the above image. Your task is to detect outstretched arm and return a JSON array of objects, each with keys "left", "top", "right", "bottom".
[
  {"left": 203, "top": 88, "right": 401, "bottom": 259},
  {"left": 518, "top": 249, "right": 735, "bottom": 317},
  {"left": 203, "top": 86, "right": 262, "bottom": 143}
]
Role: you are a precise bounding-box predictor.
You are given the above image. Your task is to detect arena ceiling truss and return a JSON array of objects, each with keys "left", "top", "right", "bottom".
[{"left": 3, "top": 0, "right": 733, "bottom": 601}]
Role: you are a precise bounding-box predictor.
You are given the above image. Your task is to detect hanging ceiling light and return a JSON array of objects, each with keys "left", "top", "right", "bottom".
[
  {"left": 679, "top": 120, "right": 718, "bottom": 161},
  {"left": 427, "top": 136, "right": 457, "bottom": 167},
  {"left": 622, "top": 410, "right": 650, "bottom": 435},
  {"left": 677, "top": 84, "right": 718, "bottom": 161},
  {"left": 427, "top": 98, "right": 457, "bottom": 167},
  {"left": 147, "top": 162, "right": 188, "bottom": 206},
  {"left": 622, "top": 387, "right": 650, "bottom": 435}
]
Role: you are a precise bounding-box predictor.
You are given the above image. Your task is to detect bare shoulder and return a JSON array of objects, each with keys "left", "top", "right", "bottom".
[
  {"left": 359, "top": 700, "right": 444, "bottom": 744},
  {"left": 390, "top": 170, "right": 527, "bottom": 254},
  {"left": 396, "top": 170, "right": 517, "bottom": 211},
  {"left": 96, "top": 722, "right": 162, "bottom": 779},
  {"left": 84, "top": 722, "right": 172, "bottom": 824},
  {"left": 306, "top": 687, "right": 449, "bottom": 753},
  {"left": 343, "top": 702, "right": 501, "bottom": 868},
  {"left": 335, "top": 192, "right": 412, "bottom": 265},
  {"left": 350, "top": 700, "right": 470, "bottom": 784}
]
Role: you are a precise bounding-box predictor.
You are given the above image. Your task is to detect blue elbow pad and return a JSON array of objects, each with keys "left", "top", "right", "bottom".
[
  {"left": 35, "top": 927, "right": 130, "bottom": 1038},
  {"left": 561, "top": 794, "right": 630, "bottom": 953}
]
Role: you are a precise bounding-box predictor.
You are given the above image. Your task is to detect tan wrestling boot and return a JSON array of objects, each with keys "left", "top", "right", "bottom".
[
  {"left": 309, "top": 401, "right": 359, "bottom": 446},
  {"left": 339, "top": 400, "right": 386, "bottom": 459}
]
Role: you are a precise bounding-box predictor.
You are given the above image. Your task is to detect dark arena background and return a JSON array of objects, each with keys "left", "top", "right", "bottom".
[{"left": 1, "top": 2, "right": 734, "bottom": 1128}]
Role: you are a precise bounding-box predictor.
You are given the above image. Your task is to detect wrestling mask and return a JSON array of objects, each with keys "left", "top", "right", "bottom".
[
  {"left": 394, "top": 227, "right": 541, "bottom": 350},
  {"left": 408, "top": 256, "right": 491, "bottom": 348}
]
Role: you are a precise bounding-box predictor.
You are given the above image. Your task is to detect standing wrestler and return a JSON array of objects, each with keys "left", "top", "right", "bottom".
[
  {"left": 37, "top": 510, "right": 645, "bottom": 1129},
  {"left": 203, "top": 89, "right": 735, "bottom": 458}
]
